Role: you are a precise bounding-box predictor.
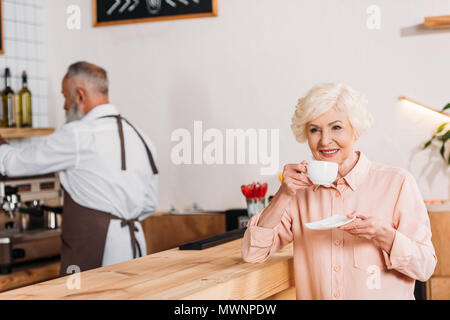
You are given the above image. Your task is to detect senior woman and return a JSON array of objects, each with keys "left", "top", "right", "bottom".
[{"left": 241, "top": 83, "right": 437, "bottom": 300}]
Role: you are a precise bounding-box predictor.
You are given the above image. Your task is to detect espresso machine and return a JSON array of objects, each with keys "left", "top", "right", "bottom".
[{"left": 0, "top": 173, "right": 63, "bottom": 274}]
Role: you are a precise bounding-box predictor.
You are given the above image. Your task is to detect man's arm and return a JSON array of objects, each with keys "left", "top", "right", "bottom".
[{"left": 0, "top": 124, "right": 79, "bottom": 177}]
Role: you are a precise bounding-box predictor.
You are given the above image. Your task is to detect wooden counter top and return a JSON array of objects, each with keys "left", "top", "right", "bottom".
[
  {"left": 0, "top": 239, "right": 295, "bottom": 300},
  {"left": 427, "top": 211, "right": 450, "bottom": 299},
  {"left": 0, "top": 258, "right": 60, "bottom": 293},
  {"left": 0, "top": 213, "right": 226, "bottom": 295}
]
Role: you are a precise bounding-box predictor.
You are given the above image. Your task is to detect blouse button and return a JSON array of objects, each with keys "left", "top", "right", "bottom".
[
  {"left": 335, "top": 191, "right": 340, "bottom": 197},
  {"left": 333, "top": 265, "right": 341, "bottom": 272},
  {"left": 334, "top": 292, "right": 340, "bottom": 298},
  {"left": 334, "top": 240, "right": 341, "bottom": 246}
]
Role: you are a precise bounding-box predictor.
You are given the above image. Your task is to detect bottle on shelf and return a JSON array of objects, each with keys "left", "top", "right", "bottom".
[
  {"left": 0, "top": 73, "right": 4, "bottom": 127},
  {"left": 18, "top": 71, "right": 32, "bottom": 128},
  {"left": 1, "top": 68, "right": 18, "bottom": 128}
]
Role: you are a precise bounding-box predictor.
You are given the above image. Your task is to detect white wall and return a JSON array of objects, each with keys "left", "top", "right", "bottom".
[
  {"left": 45, "top": 0, "right": 450, "bottom": 212},
  {"left": 1, "top": 0, "right": 48, "bottom": 128}
]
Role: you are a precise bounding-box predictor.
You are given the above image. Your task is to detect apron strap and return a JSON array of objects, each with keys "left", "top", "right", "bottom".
[
  {"left": 98, "top": 114, "right": 158, "bottom": 174},
  {"left": 116, "top": 218, "right": 140, "bottom": 259},
  {"left": 122, "top": 118, "right": 159, "bottom": 175}
]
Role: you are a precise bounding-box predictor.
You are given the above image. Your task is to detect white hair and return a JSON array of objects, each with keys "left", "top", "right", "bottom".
[
  {"left": 291, "top": 83, "right": 373, "bottom": 143},
  {"left": 67, "top": 61, "right": 109, "bottom": 95}
]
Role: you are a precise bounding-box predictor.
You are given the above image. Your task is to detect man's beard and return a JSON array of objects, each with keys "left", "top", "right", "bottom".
[{"left": 65, "top": 100, "right": 84, "bottom": 123}]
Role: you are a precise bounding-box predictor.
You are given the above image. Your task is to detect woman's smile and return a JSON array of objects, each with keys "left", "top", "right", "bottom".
[{"left": 319, "top": 148, "right": 340, "bottom": 158}]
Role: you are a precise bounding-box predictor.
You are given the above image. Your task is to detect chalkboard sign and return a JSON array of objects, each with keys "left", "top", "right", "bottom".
[
  {"left": 0, "top": 0, "right": 4, "bottom": 55},
  {"left": 93, "top": 0, "right": 218, "bottom": 27}
]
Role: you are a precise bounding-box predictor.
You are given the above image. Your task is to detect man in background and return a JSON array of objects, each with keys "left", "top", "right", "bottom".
[{"left": 0, "top": 61, "right": 159, "bottom": 276}]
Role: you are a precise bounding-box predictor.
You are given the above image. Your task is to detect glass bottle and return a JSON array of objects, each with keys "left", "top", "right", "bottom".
[
  {"left": 18, "top": 71, "right": 32, "bottom": 128},
  {"left": 2, "top": 68, "right": 17, "bottom": 128}
]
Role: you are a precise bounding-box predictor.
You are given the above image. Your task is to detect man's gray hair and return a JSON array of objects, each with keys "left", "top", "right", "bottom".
[{"left": 67, "top": 61, "right": 109, "bottom": 95}]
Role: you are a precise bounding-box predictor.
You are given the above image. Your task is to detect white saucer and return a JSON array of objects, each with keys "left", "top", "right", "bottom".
[{"left": 305, "top": 215, "right": 356, "bottom": 230}]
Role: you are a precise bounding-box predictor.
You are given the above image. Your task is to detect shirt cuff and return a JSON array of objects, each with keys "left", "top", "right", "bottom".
[
  {"left": 247, "top": 213, "right": 277, "bottom": 248},
  {"left": 0, "top": 145, "right": 14, "bottom": 176},
  {"left": 382, "top": 230, "right": 412, "bottom": 269}
]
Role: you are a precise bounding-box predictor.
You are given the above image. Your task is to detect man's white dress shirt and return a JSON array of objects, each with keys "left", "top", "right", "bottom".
[{"left": 0, "top": 104, "right": 158, "bottom": 267}]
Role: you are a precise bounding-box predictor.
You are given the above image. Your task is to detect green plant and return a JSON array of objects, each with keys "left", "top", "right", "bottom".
[{"left": 424, "top": 103, "right": 450, "bottom": 164}]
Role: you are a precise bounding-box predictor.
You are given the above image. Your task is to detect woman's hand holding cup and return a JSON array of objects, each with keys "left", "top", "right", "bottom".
[
  {"left": 257, "top": 161, "right": 313, "bottom": 228},
  {"left": 280, "top": 161, "right": 314, "bottom": 196}
]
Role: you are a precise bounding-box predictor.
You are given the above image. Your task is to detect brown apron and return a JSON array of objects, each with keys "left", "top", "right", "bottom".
[{"left": 59, "top": 114, "right": 158, "bottom": 277}]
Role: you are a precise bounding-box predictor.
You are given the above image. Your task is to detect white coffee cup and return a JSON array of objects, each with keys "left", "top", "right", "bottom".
[{"left": 306, "top": 160, "right": 338, "bottom": 186}]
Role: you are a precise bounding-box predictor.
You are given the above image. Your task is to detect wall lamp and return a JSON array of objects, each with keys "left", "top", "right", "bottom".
[{"left": 398, "top": 96, "right": 450, "bottom": 119}]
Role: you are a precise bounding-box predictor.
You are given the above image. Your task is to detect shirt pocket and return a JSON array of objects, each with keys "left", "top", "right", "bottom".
[{"left": 352, "top": 237, "right": 385, "bottom": 271}]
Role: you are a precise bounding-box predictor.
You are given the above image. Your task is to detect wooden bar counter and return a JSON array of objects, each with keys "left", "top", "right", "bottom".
[
  {"left": 0, "top": 259, "right": 60, "bottom": 293},
  {"left": 0, "top": 239, "right": 295, "bottom": 300},
  {"left": 0, "top": 212, "right": 226, "bottom": 294}
]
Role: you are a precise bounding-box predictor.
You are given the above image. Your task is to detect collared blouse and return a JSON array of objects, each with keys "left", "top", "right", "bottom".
[{"left": 241, "top": 151, "right": 437, "bottom": 300}]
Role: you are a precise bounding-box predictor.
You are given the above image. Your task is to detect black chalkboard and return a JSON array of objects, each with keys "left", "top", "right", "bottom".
[{"left": 93, "top": 0, "right": 217, "bottom": 27}]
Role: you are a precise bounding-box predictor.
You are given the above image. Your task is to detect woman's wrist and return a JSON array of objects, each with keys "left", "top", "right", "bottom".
[
  {"left": 257, "top": 189, "right": 293, "bottom": 228},
  {"left": 374, "top": 225, "right": 396, "bottom": 254},
  {"left": 276, "top": 188, "right": 295, "bottom": 203}
]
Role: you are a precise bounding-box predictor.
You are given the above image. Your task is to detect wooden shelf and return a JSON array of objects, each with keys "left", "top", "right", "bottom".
[
  {"left": 0, "top": 128, "right": 55, "bottom": 139},
  {"left": 424, "top": 15, "right": 450, "bottom": 28}
]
